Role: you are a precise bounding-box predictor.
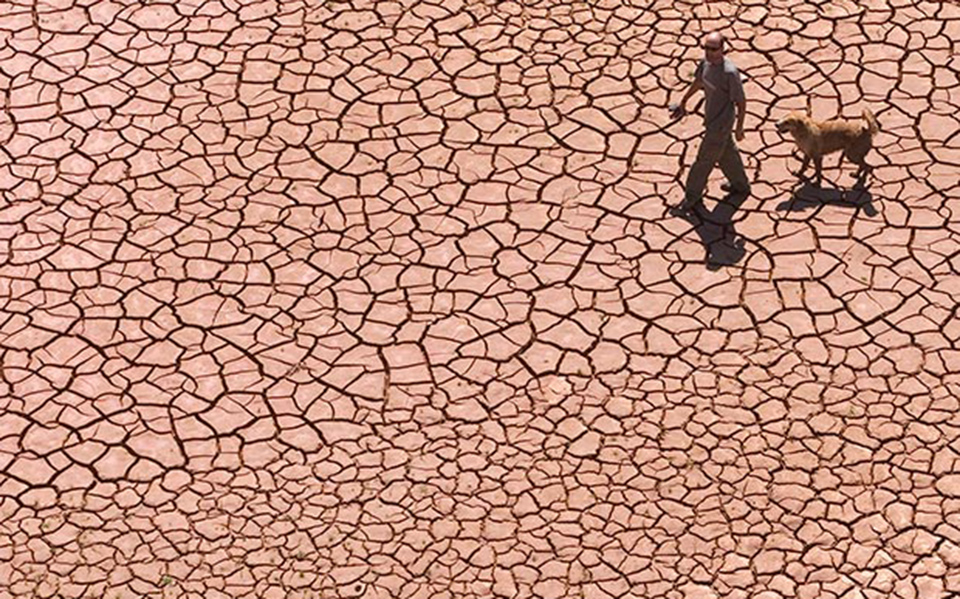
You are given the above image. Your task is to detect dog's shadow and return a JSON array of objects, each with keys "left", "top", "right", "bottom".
[
  {"left": 777, "top": 181, "right": 877, "bottom": 216},
  {"left": 672, "top": 191, "right": 750, "bottom": 270}
]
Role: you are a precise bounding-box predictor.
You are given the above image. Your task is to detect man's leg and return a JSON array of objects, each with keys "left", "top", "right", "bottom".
[
  {"left": 681, "top": 133, "right": 725, "bottom": 209},
  {"left": 718, "top": 135, "right": 751, "bottom": 195}
]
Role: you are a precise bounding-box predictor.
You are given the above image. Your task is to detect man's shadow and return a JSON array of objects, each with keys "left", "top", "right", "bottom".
[
  {"left": 671, "top": 191, "right": 750, "bottom": 270},
  {"left": 776, "top": 181, "right": 877, "bottom": 216}
]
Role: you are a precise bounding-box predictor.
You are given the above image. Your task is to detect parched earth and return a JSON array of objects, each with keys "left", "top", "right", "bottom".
[{"left": 1, "top": 0, "right": 960, "bottom": 597}]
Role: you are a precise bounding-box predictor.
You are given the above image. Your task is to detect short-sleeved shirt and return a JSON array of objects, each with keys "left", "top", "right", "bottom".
[{"left": 695, "top": 58, "right": 745, "bottom": 132}]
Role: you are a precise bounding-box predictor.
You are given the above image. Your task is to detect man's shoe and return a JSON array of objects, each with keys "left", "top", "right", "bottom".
[
  {"left": 670, "top": 201, "right": 700, "bottom": 218},
  {"left": 721, "top": 182, "right": 750, "bottom": 195}
]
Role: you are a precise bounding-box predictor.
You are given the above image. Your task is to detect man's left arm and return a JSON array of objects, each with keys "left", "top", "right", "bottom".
[
  {"left": 729, "top": 66, "right": 747, "bottom": 141},
  {"left": 735, "top": 99, "right": 746, "bottom": 141}
]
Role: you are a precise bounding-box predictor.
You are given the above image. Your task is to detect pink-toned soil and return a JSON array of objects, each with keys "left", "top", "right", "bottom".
[{"left": 1, "top": 0, "right": 960, "bottom": 598}]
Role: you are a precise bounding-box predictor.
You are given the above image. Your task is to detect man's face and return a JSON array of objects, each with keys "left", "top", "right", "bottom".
[{"left": 704, "top": 39, "right": 724, "bottom": 65}]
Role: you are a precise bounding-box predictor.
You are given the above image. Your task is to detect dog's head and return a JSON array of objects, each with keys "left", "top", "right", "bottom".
[{"left": 775, "top": 112, "right": 810, "bottom": 136}]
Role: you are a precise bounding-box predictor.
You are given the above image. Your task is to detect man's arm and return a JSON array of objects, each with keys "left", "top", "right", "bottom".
[
  {"left": 671, "top": 77, "right": 702, "bottom": 118},
  {"left": 730, "top": 66, "right": 747, "bottom": 140},
  {"left": 735, "top": 99, "right": 746, "bottom": 141},
  {"left": 680, "top": 78, "right": 703, "bottom": 108}
]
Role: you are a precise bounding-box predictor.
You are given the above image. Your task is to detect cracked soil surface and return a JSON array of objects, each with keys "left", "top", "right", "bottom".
[{"left": 2, "top": 0, "right": 960, "bottom": 598}]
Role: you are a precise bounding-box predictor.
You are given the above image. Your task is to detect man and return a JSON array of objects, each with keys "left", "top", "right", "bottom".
[{"left": 670, "top": 32, "right": 750, "bottom": 214}]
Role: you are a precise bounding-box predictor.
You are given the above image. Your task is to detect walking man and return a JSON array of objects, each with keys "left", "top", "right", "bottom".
[{"left": 670, "top": 32, "right": 750, "bottom": 214}]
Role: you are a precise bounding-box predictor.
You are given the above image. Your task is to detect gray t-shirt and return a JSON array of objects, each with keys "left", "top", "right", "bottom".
[{"left": 696, "top": 58, "right": 745, "bottom": 132}]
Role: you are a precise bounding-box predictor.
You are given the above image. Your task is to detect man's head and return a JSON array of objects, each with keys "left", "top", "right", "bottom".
[{"left": 703, "top": 32, "right": 725, "bottom": 65}]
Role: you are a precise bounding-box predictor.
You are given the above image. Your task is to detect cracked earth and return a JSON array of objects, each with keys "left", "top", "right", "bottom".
[{"left": 2, "top": 0, "right": 960, "bottom": 597}]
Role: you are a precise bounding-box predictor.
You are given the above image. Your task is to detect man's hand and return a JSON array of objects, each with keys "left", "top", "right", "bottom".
[{"left": 669, "top": 102, "right": 685, "bottom": 120}]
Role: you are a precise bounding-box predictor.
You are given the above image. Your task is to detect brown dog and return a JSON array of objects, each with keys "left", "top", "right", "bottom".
[{"left": 776, "top": 109, "right": 879, "bottom": 187}]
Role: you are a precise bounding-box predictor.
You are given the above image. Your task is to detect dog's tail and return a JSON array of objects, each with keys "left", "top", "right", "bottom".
[{"left": 862, "top": 108, "right": 879, "bottom": 135}]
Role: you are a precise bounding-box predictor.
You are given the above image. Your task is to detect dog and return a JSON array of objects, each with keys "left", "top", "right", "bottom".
[{"left": 776, "top": 109, "right": 879, "bottom": 187}]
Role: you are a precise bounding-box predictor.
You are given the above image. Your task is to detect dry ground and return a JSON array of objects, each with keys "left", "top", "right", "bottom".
[{"left": 2, "top": 0, "right": 960, "bottom": 598}]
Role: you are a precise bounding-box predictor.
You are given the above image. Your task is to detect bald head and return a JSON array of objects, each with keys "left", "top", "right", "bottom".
[
  {"left": 703, "top": 32, "right": 726, "bottom": 64},
  {"left": 704, "top": 32, "right": 725, "bottom": 48}
]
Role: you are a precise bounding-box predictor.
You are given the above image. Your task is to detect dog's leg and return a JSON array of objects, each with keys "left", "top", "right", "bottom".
[
  {"left": 814, "top": 154, "right": 823, "bottom": 187},
  {"left": 849, "top": 156, "right": 870, "bottom": 191},
  {"left": 797, "top": 153, "right": 810, "bottom": 179},
  {"left": 854, "top": 162, "right": 871, "bottom": 189},
  {"left": 847, "top": 148, "right": 871, "bottom": 188}
]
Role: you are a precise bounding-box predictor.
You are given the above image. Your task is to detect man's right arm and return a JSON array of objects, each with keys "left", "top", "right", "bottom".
[
  {"left": 679, "top": 78, "right": 703, "bottom": 108},
  {"left": 671, "top": 66, "right": 703, "bottom": 118}
]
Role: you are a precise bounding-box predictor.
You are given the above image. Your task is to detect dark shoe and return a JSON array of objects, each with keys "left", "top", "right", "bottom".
[
  {"left": 670, "top": 201, "right": 701, "bottom": 218},
  {"left": 720, "top": 182, "right": 750, "bottom": 195}
]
